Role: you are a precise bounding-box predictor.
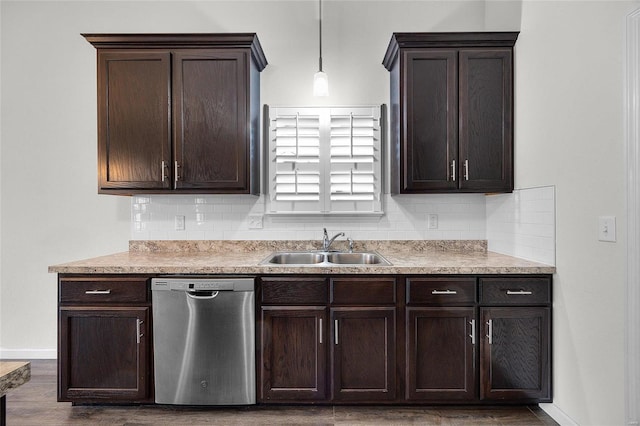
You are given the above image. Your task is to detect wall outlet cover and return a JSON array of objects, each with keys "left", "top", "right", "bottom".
[
  {"left": 249, "top": 215, "right": 264, "bottom": 229},
  {"left": 175, "top": 215, "right": 185, "bottom": 231},
  {"left": 428, "top": 214, "right": 438, "bottom": 230}
]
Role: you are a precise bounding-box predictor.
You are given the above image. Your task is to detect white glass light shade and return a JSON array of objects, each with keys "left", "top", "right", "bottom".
[{"left": 313, "top": 71, "right": 329, "bottom": 97}]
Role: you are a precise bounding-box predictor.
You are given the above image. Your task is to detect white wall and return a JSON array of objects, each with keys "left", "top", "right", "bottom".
[
  {"left": 0, "top": 1, "right": 635, "bottom": 424},
  {"left": 515, "top": 2, "right": 637, "bottom": 425},
  {"left": 0, "top": 1, "right": 3, "bottom": 354}
]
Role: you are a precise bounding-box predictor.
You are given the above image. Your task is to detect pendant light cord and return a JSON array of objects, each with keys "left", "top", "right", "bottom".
[{"left": 318, "top": 0, "right": 323, "bottom": 72}]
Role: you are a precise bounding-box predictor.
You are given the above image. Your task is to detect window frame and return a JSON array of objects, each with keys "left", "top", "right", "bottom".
[{"left": 264, "top": 105, "right": 385, "bottom": 215}]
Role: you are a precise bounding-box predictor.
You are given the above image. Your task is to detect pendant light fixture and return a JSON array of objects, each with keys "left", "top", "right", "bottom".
[{"left": 313, "top": 0, "right": 329, "bottom": 96}]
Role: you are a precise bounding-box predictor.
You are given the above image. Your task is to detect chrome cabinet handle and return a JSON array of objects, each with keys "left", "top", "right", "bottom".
[
  {"left": 464, "top": 159, "right": 469, "bottom": 180},
  {"left": 506, "top": 290, "right": 533, "bottom": 295},
  {"left": 136, "top": 319, "right": 144, "bottom": 344},
  {"left": 469, "top": 319, "right": 476, "bottom": 345},
  {"left": 319, "top": 318, "right": 323, "bottom": 344},
  {"left": 174, "top": 161, "right": 180, "bottom": 183},
  {"left": 487, "top": 319, "right": 493, "bottom": 345},
  {"left": 84, "top": 290, "right": 111, "bottom": 295},
  {"left": 334, "top": 319, "right": 339, "bottom": 345},
  {"left": 161, "top": 161, "right": 167, "bottom": 182},
  {"left": 431, "top": 289, "right": 458, "bottom": 295},
  {"left": 451, "top": 159, "right": 456, "bottom": 182}
]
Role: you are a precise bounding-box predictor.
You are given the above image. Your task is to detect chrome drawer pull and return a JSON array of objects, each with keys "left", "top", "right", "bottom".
[
  {"left": 136, "top": 319, "right": 144, "bottom": 344},
  {"left": 319, "top": 318, "right": 323, "bottom": 344},
  {"left": 487, "top": 319, "right": 493, "bottom": 345},
  {"left": 432, "top": 289, "right": 458, "bottom": 295},
  {"left": 335, "top": 320, "right": 339, "bottom": 345},
  {"left": 506, "top": 290, "right": 533, "bottom": 295},
  {"left": 84, "top": 290, "right": 111, "bottom": 295},
  {"left": 469, "top": 319, "right": 476, "bottom": 345}
]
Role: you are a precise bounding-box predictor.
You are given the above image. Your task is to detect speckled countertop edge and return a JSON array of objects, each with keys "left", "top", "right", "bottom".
[
  {"left": 0, "top": 361, "right": 31, "bottom": 397},
  {"left": 49, "top": 240, "right": 555, "bottom": 275}
]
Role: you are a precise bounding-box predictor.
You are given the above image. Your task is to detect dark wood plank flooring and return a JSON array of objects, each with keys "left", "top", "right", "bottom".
[{"left": 4, "top": 360, "right": 558, "bottom": 425}]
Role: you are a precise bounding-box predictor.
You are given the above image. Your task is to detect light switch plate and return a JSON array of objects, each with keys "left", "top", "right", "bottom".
[{"left": 598, "top": 216, "right": 616, "bottom": 242}]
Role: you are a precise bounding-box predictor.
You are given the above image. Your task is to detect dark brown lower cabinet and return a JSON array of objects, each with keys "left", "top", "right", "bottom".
[
  {"left": 480, "top": 307, "right": 551, "bottom": 402},
  {"left": 258, "top": 274, "right": 551, "bottom": 405},
  {"left": 58, "top": 307, "right": 150, "bottom": 402},
  {"left": 56, "top": 273, "right": 551, "bottom": 405},
  {"left": 406, "top": 307, "right": 477, "bottom": 401},
  {"left": 260, "top": 307, "right": 327, "bottom": 401},
  {"left": 331, "top": 308, "right": 396, "bottom": 401},
  {"left": 57, "top": 275, "right": 151, "bottom": 403}
]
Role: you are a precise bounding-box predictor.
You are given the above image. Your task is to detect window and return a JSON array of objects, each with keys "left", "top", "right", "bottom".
[{"left": 266, "top": 105, "right": 384, "bottom": 214}]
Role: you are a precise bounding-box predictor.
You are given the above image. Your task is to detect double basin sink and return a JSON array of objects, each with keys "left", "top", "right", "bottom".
[{"left": 261, "top": 251, "right": 391, "bottom": 266}]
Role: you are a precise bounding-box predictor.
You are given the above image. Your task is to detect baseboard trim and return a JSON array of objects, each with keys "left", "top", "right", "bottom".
[
  {"left": 540, "top": 403, "right": 579, "bottom": 426},
  {"left": 0, "top": 348, "right": 56, "bottom": 359}
]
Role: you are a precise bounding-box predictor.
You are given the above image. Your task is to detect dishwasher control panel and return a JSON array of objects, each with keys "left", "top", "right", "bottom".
[{"left": 151, "top": 277, "right": 254, "bottom": 292}]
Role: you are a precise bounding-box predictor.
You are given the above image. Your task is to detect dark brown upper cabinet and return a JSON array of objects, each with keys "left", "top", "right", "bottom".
[
  {"left": 84, "top": 34, "right": 267, "bottom": 195},
  {"left": 383, "top": 32, "right": 518, "bottom": 194}
]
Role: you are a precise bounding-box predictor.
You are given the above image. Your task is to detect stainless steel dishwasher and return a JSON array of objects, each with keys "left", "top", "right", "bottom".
[{"left": 151, "top": 277, "right": 255, "bottom": 405}]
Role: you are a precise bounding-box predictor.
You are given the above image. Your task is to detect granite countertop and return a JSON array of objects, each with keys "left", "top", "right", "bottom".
[
  {"left": 48, "top": 240, "right": 555, "bottom": 275},
  {"left": 0, "top": 361, "right": 31, "bottom": 397}
]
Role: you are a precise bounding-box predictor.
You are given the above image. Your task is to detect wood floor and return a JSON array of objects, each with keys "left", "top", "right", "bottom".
[{"left": 5, "top": 360, "right": 558, "bottom": 425}]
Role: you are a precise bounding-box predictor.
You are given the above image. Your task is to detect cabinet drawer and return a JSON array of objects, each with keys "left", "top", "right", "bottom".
[
  {"left": 59, "top": 277, "right": 149, "bottom": 304},
  {"left": 406, "top": 277, "right": 477, "bottom": 305},
  {"left": 330, "top": 277, "right": 396, "bottom": 305},
  {"left": 261, "top": 277, "right": 328, "bottom": 305},
  {"left": 480, "top": 277, "right": 551, "bottom": 305}
]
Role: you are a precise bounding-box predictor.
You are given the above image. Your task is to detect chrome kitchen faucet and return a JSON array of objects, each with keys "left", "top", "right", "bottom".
[{"left": 322, "top": 228, "right": 345, "bottom": 251}]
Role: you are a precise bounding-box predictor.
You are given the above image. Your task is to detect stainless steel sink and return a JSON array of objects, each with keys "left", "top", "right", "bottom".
[
  {"left": 266, "top": 252, "right": 325, "bottom": 265},
  {"left": 326, "top": 252, "right": 388, "bottom": 265},
  {"left": 260, "top": 251, "right": 391, "bottom": 266}
]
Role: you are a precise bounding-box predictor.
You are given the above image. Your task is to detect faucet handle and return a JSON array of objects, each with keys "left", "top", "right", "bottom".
[
  {"left": 347, "top": 237, "right": 354, "bottom": 253},
  {"left": 322, "top": 228, "right": 329, "bottom": 251}
]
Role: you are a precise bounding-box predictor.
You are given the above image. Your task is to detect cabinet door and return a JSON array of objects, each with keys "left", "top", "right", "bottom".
[
  {"left": 402, "top": 50, "right": 458, "bottom": 192},
  {"left": 331, "top": 308, "right": 396, "bottom": 401},
  {"left": 97, "top": 51, "right": 171, "bottom": 192},
  {"left": 58, "top": 307, "right": 150, "bottom": 402},
  {"left": 458, "top": 49, "right": 513, "bottom": 192},
  {"left": 173, "top": 50, "right": 249, "bottom": 192},
  {"left": 260, "top": 307, "right": 327, "bottom": 401},
  {"left": 480, "top": 307, "right": 551, "bottom": 401},
  {"left": 406, "top": 307, "right": 477, "bottom": 401}
]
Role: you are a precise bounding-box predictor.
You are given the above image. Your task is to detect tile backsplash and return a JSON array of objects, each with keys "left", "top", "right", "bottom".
[
  {"left": 486, "top": 186, "right": 556, "bottom": 265},
  {"left": 131, "top": 187, "right": 556, "bottom": 266},
  {"left": 131, "top": 193, "right": 487, "bottom": 241}
]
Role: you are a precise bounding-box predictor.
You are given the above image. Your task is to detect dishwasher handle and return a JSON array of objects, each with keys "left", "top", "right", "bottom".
[{"left": 186, "top": 291, "right": 220, "bottom": 300}]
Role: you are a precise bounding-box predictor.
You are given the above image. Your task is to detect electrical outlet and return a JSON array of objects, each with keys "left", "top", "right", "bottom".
[
  {"left": 428, "top": 214, "right": 438, "bottom": 230},
  {"left": 248, "top": 214, "right": 263, "bottom": 229},
  {"left": 175, "top": 215, "right": 185, "bottom": 231},
  {"left": 598, "top": 216, "right": 616, "bottom": 242}
]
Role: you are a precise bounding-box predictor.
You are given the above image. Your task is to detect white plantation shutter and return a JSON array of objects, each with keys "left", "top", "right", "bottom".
[{"left": 267, "top": 105, "right": 384, "bottom": 214}]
